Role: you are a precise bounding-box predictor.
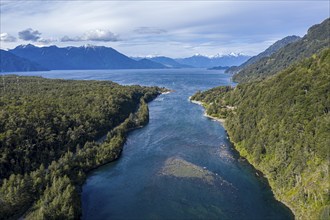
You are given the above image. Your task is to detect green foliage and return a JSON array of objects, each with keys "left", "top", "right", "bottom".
[
  {"left": 233, "top": 18, "right": 330, "bottom": 83},
  {"left": 192, "top": 48, "right": 330, "bottom": 219},
  {"left": 0, "top": 76, "right": 161, "bottom": 219},
  {"left": 191, "top": 86, "right": 235, "bottom": 119},
  {"left": 26, "top": 176, "right": 78, "bottom": 220}
]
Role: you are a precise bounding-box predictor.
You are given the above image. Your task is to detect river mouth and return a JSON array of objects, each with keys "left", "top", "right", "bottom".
[{"left": 14, "top": 69, "right": 293, "bottom": 220}]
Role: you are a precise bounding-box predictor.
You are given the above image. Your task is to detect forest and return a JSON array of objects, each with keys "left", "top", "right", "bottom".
[
  {"left": 191, "top": 48, "right": 330, "bottom": 219},
  {"left": 0, "top": 75, "right": 163, "bottom": 219}
]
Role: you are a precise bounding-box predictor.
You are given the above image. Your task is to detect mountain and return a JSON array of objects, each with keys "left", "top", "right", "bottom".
[
  {"left": 136, "top": 58, "right": 168, "bottom": 69},
  {"left": 0, "top": 49, "right": 47, "bottom": 72},
  {"left": 175, "top": 53, "right": 251, "bottom": 68},
  {"left": 9, "top": 44, "right": 167, "bottom": 70},
  {"left": 191, "top": 48, "right": 330, "bottom": 220},
  {"left": 233, "top": 18, "right": 330, "bottom": 82},
  {"left": 148, "top": 56, "right": 192, "bottom": 68},
  {"left": 226, "top": 35, "right": 301, "bottom": 73},
  {"left": 131, "top": 56, "right": 191, "bottom": 68}
]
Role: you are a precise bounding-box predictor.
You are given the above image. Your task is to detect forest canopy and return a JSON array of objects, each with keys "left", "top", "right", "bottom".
[{"left": 0, "top": 75, "right": 163, "bottom": 219}]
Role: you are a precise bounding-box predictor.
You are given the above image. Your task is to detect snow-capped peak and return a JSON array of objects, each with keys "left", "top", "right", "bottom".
[
  {"left": 229, "top": 52, "right": 240, "bottom": 57},
  {"left": 210, "top": 52, "right": 245, "bottom": 58},
  {"left": 15, "top": 44, "right": 50, "bottom": 49},
  {"left": 191, "top": 52, "right": 246, "bottom": 59},
  {"left": 145, "top": 54, "right": 160, "bottom": 58},
  {"left": 209, "top": 53, "right": 225, "bottom": 58},
  {"left": 81, "top": 44, "right": 98, "bottom": 49},
  {"left": 15, "top": 44, "right": 36, "bottom": 49},
  {"left": 193, "top": 53, "right": 205, "bottom": 57}
]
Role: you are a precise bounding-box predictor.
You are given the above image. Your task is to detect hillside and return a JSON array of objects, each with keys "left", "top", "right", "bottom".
[
  {"left": 0, "top": 49, "right": 47, "bottom": 72},
  {"left": 9, "top": 44, "right": 167, "bottom": 70},
  {"left": 226, "top": 35, "right": 300, "bottom": 74},
  {"left": 0, "top": 76, "right": 163, "bottom": 219},
  {"left": 175, "top": 53, "right": 250, "bottom": 68},
  {"left": 233, "top": 18, "right": 330, "bottom": 82},
  {"left": 191, "top": 48, "right": 330, "bottom": 219},
  {"left": 148, "top": 56, "right": 192, "bottom": 68},
  {"left": 136, "top": 58, "right": 168, "bottom": 69}
]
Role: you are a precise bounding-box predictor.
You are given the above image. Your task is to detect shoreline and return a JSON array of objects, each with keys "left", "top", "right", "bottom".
[
  {"left": 226, "top": 131, "right": 297, "bottom": 219},
  {"left": 203, "top": 112, "right": 225, "bottom": 124},
  {"left": 189, "top": 96, "right": 225, "bottom": 124},
  {"left": 20, "top": 94, "right": 161, "bottom": 219},
  {"left": 161, "top": 89, "right": 175, "bottom": 95},
  {"left": 189, "top": 96, "right": 295, "bottom": 218}
]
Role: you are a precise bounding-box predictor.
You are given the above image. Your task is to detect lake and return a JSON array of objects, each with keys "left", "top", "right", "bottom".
[{"left": 12, "top": 69, "right": 293, "bottom": 219}]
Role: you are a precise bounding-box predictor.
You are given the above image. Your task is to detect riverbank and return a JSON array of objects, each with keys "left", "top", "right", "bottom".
[
  {"left": 189, "top": 96, "right": 296, "bottom": 219},
  {"left": 225, "top": 130, "right": 298, "bottom": 219},
  {"left": 189, "top": 96, "right": 225, "bottom": 124},
  {"left": 22, "top": 96, "right": 160, "bottom": 219}
]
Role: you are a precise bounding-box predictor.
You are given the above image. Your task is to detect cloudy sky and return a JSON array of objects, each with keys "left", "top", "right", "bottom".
[{"left": 0, "top": 1, "right": 329, "bottom": 57}]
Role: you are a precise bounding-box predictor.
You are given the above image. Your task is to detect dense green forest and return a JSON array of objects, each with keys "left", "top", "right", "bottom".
[
  {"left": 233, "top": 18, "right": 329, "bottom": 83},
  {"left": 191, "top": 48, "right": 330, "bottom": 219},
  {"left": 0, "top": 75, "right": 163, "bottom": 219}
]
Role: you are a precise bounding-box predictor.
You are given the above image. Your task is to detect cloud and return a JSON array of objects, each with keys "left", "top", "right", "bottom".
[
  {"left": 134, "top": 27, "right": 167, "bottom": 35},
  {"left": 60, "top": 35, "right": 76, "bottom": 42},
  {"left": 1, "top": 1, "right": 329, "bottom": 55},
  {"left": 16, "top": 28, "right": 55, "bottom": 44},
  {"left": 0, "top": 33, "right": 16, "bottom": 42},
  {"left": 38, "top": 38, "right": 57, "bottom": 44},
  {"left": 18, "top": 28, "right": 41, "bottom": 41},
  {"left": 61, "top": 29, "right": 120, "bottom": 42}
]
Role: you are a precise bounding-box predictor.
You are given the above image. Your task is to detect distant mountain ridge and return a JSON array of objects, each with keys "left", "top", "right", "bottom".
[
  {"left": 227, "top": 35, "right": 301, "bottom": 73},
  {"left": 0, "top": 49, "right": 48, "bottom": 72},
  {"left": 233, "top": 18, "right": 330, "bottom": 82},
  {"left": 9, "top": 44, "right": 167, "bottom": 70},
  {"left": 175, "top": 53, "right": 251, "bottom": 68},
  {"left": 5, "top": 44, "right": 251, "bottom": 71},
  {"left": 131, "top": 56, "right": 191, "bottom": 68}
]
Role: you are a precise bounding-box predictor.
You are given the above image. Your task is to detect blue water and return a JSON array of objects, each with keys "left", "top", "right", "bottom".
[{"left": 10, "top": 69, "right": 293, "bottom": 219}]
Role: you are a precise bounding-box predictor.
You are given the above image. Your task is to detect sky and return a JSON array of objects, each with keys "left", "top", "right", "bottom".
[{"left": 0, "top": 0, "right": 329, "bottom": 58}]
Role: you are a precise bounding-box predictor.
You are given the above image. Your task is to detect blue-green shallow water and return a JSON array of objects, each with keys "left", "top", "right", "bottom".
[{"left": 9, "top": 69, "right": 293, "bottom": 220}]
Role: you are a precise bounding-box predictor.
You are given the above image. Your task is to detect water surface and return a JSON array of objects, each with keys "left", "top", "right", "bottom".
[{"left": 12, "top": 69, "right": 293, "bottom": 219}]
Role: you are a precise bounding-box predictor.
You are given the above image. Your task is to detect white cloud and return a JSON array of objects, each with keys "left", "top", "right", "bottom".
[
  {"left": 1, "top": 1, "right": 329, "bottom": 56},
  {"left": 0, "top": 33, "right": 16, "bottom": 42},
  {"left": 61, "top": 29, "right": 119, "bottom": 42},
  {"left": 38, "top": 38, "right": 57, "bottom": 44}
]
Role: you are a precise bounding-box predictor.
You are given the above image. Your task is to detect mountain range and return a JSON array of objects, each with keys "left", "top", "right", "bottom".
[
  {"left": 7, "top": 44, "right": 167, "bottom": 71},
  {"left": 1, "top": 44, "right": 251, "bottom": 72},
  {"left": 233, "top": 18, "right": 330, "bottom": 82},
  {"left": 175, "top": 53, "right": 251, "bottom": 68},
  {"left": 131, "top": 56, "right": 192, "bottom": 68},
  {"left": 226, "top": 35, "right": 301, "bottom": 74},
  {"left": 0, "top": 49, "right": 48, "bottom": 72}
]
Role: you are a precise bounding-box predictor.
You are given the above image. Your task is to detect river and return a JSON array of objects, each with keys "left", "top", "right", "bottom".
[{"left": 15, "top": 69, "right": 293, "bottom": 219}]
